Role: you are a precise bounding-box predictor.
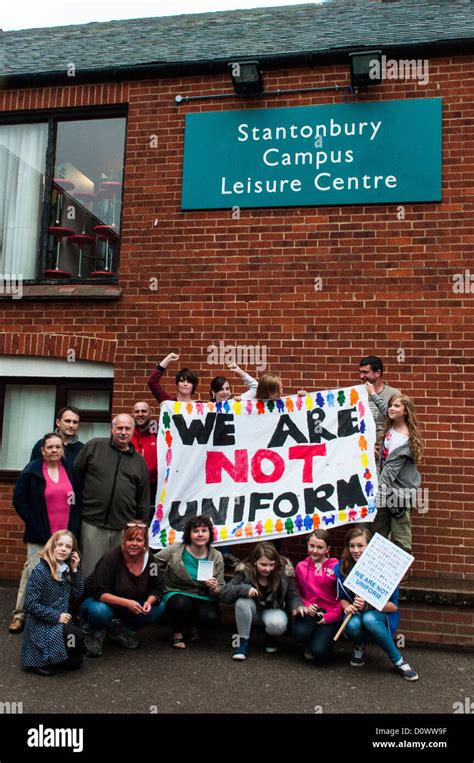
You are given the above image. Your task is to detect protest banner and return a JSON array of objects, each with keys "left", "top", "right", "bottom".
[{"left": 149, "top": 384, "right": 378, "bottom": 549}]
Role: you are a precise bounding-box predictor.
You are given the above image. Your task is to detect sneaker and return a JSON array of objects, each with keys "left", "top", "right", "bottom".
[
  {"left": 232, "top": 637, "right": 249, "bottom": 660},
  {"left": 395, "top": 660, "right": 419, "bottom": 681},
  {"left": 84, "top": 632, "right": 104, "bottom": 658},
  {"left": 107, "top": 620, "right": 139, "bottom": 649},
  {"left": 304, "top": 648, "right": 314, "bottom": 661},
  {"left": 350, "top": 645, "right": 366, "bottom": 666},
  {"left": 264, "top": 636, "right": 278, "bottom": 654}
]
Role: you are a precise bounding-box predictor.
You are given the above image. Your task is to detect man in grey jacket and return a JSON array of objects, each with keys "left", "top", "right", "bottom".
[{"left": 75, "top": 414, "right": 150, "bottom": 577}]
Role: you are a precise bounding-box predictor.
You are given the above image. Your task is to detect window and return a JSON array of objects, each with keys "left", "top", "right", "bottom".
[
  {"left": 0, "top": 109, "right": 126, "bottom": 283},
  {"left": 0, "top": 378, "right": 113, "bottom": 477}
]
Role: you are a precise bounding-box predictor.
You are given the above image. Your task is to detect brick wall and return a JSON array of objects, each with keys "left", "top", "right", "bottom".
[
  {"left": 1, "top": 57, "right": 473, "bottom": 586},
  {"left": 398, "top": 602, "right": 474, "bottom": 648}
]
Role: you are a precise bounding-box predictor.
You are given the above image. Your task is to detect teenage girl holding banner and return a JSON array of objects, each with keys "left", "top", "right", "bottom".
[{"left": 334, "top": 526, "right": 419, "bottom": 681}]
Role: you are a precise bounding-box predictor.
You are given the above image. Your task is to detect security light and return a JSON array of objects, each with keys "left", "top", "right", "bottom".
[
  {"left": 229, "top": 61, "right": 264, "bottom": 97},
  {"left": 349, "top": 50, "right": 382, "bottom": 87}
]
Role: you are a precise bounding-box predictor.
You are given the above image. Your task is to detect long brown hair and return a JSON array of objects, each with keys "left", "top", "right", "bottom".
[
  {"left": 382, "top": 394, "right": 423, "bottom": 464},
  {"left": 244, "top": 542, "right": 285, "bottom": 605},
  {"left": 340, "top": 526, "right": 372, "bottom": 577}
]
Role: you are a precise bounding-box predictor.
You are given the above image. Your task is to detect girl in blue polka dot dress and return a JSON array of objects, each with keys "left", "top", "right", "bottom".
[{"left": 21, "top": 530, "right": 86, "bottom": 676}]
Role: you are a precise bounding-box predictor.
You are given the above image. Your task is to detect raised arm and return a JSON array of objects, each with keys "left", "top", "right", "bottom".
[
  {"left": 365, "top": 382, "right": 389, "bottom": 417},
  {"left": 148, "top": 353, "right": 179, "bottom": 403},
  {"left": 227, "top": 362, "right": 259, "bottom": 396}
]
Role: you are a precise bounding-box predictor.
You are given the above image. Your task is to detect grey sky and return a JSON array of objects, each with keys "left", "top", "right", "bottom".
[{"left": 2, "top": 0, "right": 326, "bottom": 31}]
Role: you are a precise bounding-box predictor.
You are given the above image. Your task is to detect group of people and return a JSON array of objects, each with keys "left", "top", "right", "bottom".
[
  {"left": 8, "top": 353, "right": 422, "bottom": 682},
  {"left": 15, "top": 516, "right": 419, "bottom": 682},
  {"left": 148, "top": 352, "right": 423, "bottom": 556}
]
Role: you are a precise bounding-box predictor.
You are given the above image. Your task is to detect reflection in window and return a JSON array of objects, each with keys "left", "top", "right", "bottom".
[
  {"left": 46, "top": 117, "right": 126, "bottom": 280},
  {"left": 0, "top": 385, "right": 56, "bottom": 469},
  {"left": 77, "top": 422, "right": 111, "bottom": 441},
  {"left": 0, "top": 376, "right": 113, "bottom": 473},
  {"left": 68, "top": 389, "right": 111, "bottom": 410}
]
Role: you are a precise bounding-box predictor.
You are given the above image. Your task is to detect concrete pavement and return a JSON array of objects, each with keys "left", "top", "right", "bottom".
[{"left": 1, "top": 582, "right": 472, "bottom": 715}]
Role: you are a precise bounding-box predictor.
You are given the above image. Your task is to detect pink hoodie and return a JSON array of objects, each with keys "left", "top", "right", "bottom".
[{"left": 294, "top": 556, "right": 343, "bottom": 624}]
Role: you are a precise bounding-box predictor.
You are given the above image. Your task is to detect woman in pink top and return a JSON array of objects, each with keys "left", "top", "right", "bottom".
[
  {"left": 42, "top": 435, "right": 74, "bottom": 534},
  {"left": 292, "top": 530, "right": 343, "bottom": 662},
  {"left": 10, "top": 433, "right": 81, "bottom": 634}
]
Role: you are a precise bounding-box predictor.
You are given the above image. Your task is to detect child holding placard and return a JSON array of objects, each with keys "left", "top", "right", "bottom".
[
  {"left": 334, "top": 526, "right": 418, "bottom": 680},
  {"left": 292, "top": 530, "right": 343, "bottom": 662},
  {"left": 220, "top": 541, "right": 305, "bottom": 660}
]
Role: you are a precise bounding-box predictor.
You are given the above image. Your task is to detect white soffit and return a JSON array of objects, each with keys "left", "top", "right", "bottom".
[{"left": 0, "top": 356, "right": 114, "bottom": 378}]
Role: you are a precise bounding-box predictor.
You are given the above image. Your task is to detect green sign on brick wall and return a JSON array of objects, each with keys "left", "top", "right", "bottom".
[{"left": 181, "top": 98, "right": 442, "bottom": 209}]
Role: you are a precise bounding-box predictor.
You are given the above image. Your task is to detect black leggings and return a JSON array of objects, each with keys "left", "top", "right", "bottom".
[
  {"left": 165, "top": 595, "right": 220, "bottom": 634},
  {"left": 61, "top": 623, "right": 86, "bottom": 669}
]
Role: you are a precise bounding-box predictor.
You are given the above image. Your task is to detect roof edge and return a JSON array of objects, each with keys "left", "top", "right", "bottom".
[{"left": 1, "top": 38, "right": 472, "bottom": 92}]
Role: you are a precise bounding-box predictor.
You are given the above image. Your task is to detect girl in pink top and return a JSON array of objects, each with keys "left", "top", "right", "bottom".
[{"left": 292, "top": 530, "right": 343, "bottom": 662}]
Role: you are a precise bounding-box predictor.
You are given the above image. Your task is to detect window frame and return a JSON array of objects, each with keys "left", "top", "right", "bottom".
[
  {"left": 0, "top": 105, "right": 128, "bottom": 285},
  {"left": 0, "top": 376, "right": 113, "bottom": 480}
]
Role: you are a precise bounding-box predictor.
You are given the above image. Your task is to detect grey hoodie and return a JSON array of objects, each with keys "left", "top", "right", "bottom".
[
  {"left": 220, "top": 558, "right": 302, "bottom": 611},
  {"left": 370, "top": 392, "right": 421, "bottom": 514}
]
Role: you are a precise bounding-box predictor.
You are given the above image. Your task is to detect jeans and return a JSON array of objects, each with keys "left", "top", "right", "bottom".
[
  {"left": 234, "top": 597, "right": 288, "bottom": 640},
  {"left": 344, "top": 610, "right": 402, "bottom": 664},
  {"left": 80, "top": 597, "right": 165, "bottom": 634},
  {"left": 292, "top": 614, "right": 339, "bottom": 662}
]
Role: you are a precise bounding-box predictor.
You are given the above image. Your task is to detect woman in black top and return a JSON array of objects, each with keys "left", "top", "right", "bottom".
[{"left": 79, "top": 523, "right": 164, "bottom": 657}]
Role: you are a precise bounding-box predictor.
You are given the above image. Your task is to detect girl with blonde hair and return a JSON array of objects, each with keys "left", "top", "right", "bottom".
[{"left": 21, "top": 530, "right": 85, "bottom": 676}]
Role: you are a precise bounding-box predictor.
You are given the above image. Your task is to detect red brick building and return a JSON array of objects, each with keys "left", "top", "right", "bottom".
[{"left": 0, "top": 0, "right": 473, "bottom": 646}]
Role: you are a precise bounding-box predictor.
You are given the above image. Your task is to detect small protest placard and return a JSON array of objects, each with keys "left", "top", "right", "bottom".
[
  {"left": 197, "top": 560, "right": 214, "bottom": 581},
  {"left": 344, "top": 533, "right": 414, "bottom": 611}
]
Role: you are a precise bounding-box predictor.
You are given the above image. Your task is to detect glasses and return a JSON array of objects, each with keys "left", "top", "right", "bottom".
[{"left": 126, "top": 522, "right": 147, "bottom": 529}]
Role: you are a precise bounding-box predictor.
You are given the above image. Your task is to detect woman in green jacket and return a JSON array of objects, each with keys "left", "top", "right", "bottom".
[{"left": 154, "top": 515, "right": 225, "bottom": 649}]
